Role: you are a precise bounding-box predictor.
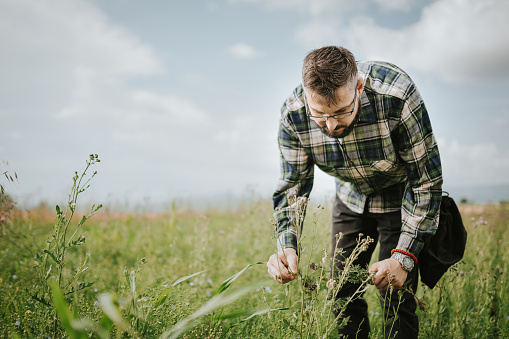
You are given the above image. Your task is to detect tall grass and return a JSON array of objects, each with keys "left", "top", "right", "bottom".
[{"left": 0, "top": 159, "right": 508, "bottom": 337}]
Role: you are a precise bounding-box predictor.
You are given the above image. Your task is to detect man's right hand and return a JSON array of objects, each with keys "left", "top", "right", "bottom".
[{"left": 267, "top": 248, "right": 298, "bottom": 284}]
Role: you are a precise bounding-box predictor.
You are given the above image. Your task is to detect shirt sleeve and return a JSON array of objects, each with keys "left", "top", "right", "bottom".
[
  {"left": 272, "top": 104, "right": 314, "bottom": 253},
  {"left": 394, "top": 85, "right": 443, "bottom": 259}
]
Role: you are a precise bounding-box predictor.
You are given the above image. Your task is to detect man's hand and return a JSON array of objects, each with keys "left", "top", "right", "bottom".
[
  {"left": 369, "top": 258, "right": 408, "bottom": 291},
  {"left": 267, "top": 248, "right": 298, "bottom": 284}
]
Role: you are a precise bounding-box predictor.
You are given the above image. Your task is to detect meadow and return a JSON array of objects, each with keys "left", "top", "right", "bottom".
[{"left": 0, "top": 160, "right": 508, "bottom": 338}]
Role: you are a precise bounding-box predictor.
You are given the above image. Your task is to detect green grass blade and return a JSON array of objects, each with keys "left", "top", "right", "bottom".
[
  {"left": 160, "top": 280, "right": 268, "bottom": 339},
  {"left": 240, "top": 307, "right": 289, "bottom": 323},
  {"left": 172, "top": 269, "right": 209, "bottom": 287},
  {"left": 152, "top": 269, "right": 209, "bottom": 311},
  {"left": 98, "top": 293, "right": 130, "bottom": 333},
  {"left": 216, "top": 262, "right": 264, "bottom": 295},
  {"left": 50, "top": 281, "right": 87, "bottom": 339},
  {"left": 50, "top": 281, "right": 73, "bottom": 335}
]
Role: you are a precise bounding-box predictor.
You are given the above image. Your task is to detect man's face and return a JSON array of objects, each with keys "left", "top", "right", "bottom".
[{"left": 305, "top": 80, "right": 362, "bottom": 139}]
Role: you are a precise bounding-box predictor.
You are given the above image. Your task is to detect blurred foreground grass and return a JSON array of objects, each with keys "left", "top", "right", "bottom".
[{"left": 1, "top": 199, "right": 508, "bottom": 338}]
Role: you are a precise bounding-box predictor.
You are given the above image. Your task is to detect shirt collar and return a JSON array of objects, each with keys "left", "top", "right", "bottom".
[{"left": 357, "top": 90, "right": 377, "bottom": 123}]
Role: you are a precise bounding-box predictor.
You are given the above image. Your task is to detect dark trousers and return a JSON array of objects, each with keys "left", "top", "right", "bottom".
[{"left": 331, "top": 196, "right": 419, "bottom": 339}]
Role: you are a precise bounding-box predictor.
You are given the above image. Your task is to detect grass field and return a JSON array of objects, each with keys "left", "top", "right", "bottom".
[{"left": 1, "top": 192, "right": 508, "bottom": 338}]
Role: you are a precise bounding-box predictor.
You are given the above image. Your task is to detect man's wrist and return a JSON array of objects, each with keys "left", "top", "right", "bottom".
[{"left": 391, "top": 251, "right": 415, "bottom": 272}]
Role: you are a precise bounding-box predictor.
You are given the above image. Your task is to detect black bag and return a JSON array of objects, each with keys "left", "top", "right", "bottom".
[{"left": 418, "top": 195, "right": 467, "bottom": 288}]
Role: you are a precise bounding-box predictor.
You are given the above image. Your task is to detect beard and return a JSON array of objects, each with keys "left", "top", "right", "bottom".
[{"left": 318, "top": 109, "right": 360, "bottom": 139}]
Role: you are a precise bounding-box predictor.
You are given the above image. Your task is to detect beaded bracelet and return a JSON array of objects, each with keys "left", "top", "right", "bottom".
[{"left": 391, "top": 249, "right": 418, "bottom": 264}]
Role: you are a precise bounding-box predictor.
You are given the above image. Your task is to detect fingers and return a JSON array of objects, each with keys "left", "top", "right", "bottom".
[
  {"left": 267, "top": 249, "right": 298, "bottom": 284},
  {"left": 285, "top": 250, "right": 298, "bottom": 276},
  {"left": 369, "top": 263, "right": 400, "bottom": 291},
  {"left": 369, "top": 259, "right": 408, "bottom": 291},
  {"left": 373, "top": 271, "right": 396, "bottom": 291}
]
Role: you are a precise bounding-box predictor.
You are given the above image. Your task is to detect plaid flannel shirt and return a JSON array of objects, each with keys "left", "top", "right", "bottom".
[{"left": 273, "top": 61, "right": 443, "bottom": 258}]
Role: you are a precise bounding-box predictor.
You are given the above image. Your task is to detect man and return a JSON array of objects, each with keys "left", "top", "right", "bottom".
[{"left": 266, "top": 46, "right": 442, "bottom": 338}]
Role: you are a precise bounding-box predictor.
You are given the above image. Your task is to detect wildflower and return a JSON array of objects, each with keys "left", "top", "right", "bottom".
[
  {"left": 185, "top": 302, "right": 190, "bottom": 306},
  {"left": 15, "top": 320, "right": 20, "bottom": 326},
  {"left": 94, "top": 288, "right": 98, "bottom": 292},
  {"left": 219, "top": 230, "right": 224, "bottom": 235},
  {"left": 94, "top": 301, "right": 99, "bottom": 307},
  {"left": 19, "top": 261, "right": 24, "bottom": 265},
  {"left": 189, "top": 282, "right": 194, "bottom": 286},
  {"left": 206, "top": 291, "right": 211, "bottom": 297},
  {"left": 163, "top": 284, "right": 169, "bottom": 288},
  {"left": 310, "top": 262, "right": 317, "bottom": 272},
  {"left": 12, "top": 275, "right": 18, "bottom": 280},
  {"left": 303, "top": 279, "right": 317, "bottom": 292},
  {"left": 322, "top": 249, "right": 328, "bottom": 263},
  {"left": 264, "top": 286, "right": 273, "bottom": 294}
]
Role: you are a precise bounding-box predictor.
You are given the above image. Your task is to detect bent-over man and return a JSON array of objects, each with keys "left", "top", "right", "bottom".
[{"left": 267, "top": 46, "right": 442, "bottom": 339}]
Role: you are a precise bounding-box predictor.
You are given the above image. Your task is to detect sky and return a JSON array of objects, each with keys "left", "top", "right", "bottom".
[{"left": 1, "top": 0, "right": 509, "bottom": 210}]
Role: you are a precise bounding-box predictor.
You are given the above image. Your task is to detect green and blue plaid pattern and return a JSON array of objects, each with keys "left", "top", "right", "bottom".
[{"left": 273, "top": 61, "right": 443, "bottom": 258}]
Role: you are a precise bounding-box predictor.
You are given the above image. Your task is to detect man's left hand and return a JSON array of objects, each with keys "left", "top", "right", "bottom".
[{"left": 368, "top": 258, "right": 408, "bottom": 291}]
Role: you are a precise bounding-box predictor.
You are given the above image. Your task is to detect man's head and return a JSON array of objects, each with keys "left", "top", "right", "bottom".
[{"left": 302, "top": 46, "right": 363, "bottom": 138}]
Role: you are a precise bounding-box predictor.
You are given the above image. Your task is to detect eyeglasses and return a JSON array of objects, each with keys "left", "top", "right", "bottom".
[{"left": 304, "top": 89, "right": 357, "bottom": 121}]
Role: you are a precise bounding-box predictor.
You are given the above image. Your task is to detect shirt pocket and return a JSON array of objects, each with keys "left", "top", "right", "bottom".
[
  {"left": 371, "top": 160, "right": 396, "bottom": 172},
  {"left": 369, "top": 160, "right": 406, "bottom": 189}
]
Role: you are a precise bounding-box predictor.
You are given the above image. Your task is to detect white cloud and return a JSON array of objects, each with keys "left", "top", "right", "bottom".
[
  {"left": 373, "top": 0, "right": 413, "bottom": 11},
  {"left": 438, "top": 138, "right": 509, "bottom": 186},
  {"left": 229, "top": 42, "right": 262, "bottom": 59},
  {"left": 295, "top": 20, "right": 339, "bottom": 47},
  {"left": 230, "top": 0, "right": 328, "bottom": 14},
  {"left": 131, "top": 91, "right": 209, "bottom": 122},
  {"left": 0, "top": 0, "right": 162, "bottom": 88},
  {"left": 295, "top": 0, "right": 509, "bottom": 84}
]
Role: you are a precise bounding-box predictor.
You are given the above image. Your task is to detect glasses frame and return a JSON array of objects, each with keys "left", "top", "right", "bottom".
[{"left": 304, "top": 88, "right": 357, "bottom": 121}]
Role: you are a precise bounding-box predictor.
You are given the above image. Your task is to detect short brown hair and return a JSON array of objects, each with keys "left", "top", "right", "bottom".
[{"left": 302, "top": 46, "right": 357, "bottom": 106}]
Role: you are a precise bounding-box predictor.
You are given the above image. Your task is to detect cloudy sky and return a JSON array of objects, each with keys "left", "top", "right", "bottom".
[{"left": 1, "top": 0, "right": 509, "bottom": 209}]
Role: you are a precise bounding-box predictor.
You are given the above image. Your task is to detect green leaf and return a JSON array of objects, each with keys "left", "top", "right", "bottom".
[
  {"left": 26, "top": 288, "right": 51, "bottom": 307},
  {"left": 44, "top": 250, "right": 61, "bottom": 265},
  {"left": 69, "top": 235, "right": 86, "bottom": 247},
  {"left": 216, "top": 262, "right": 264, "bottom": 295},
  {"left": 56, "top": 205, "right": 61, "bottom": 215},
  {"left": 65, "top": 281, "right": 95, "bottom": 295},
  {"left": 77, "top": 215, "right": 87, "bottom": 226}
]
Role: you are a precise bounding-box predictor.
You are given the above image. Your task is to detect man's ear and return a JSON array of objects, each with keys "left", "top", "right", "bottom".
[{"left": 357, "top": 77, "right": 364, "bottom": 93}]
